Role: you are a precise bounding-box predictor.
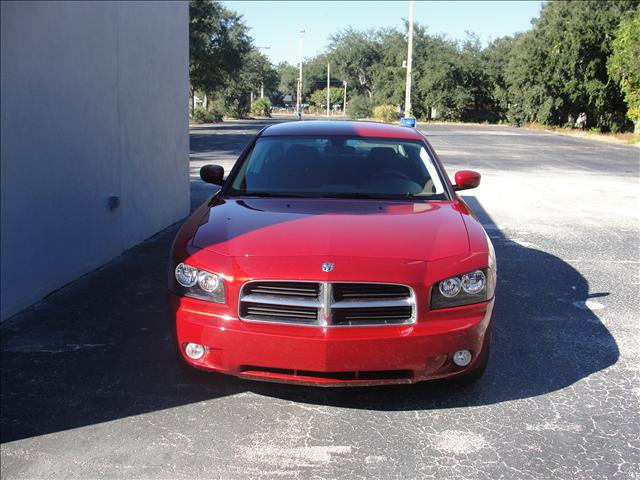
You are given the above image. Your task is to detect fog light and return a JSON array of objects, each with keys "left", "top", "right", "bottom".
[
  {"left": 452, "top": 350, "right": 472, "bottom": 367},
  {"left": 184, "top": 343, "right": 206, "bottom": 360}
]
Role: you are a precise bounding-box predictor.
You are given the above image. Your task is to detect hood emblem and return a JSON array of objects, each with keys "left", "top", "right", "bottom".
[{"left": 322, "top": 262, "right": 334, "bottom": 272}]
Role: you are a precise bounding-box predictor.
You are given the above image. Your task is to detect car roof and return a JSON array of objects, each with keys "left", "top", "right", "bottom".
[{"left": 260, "top": 120, "right": 425, "bottom": 140}]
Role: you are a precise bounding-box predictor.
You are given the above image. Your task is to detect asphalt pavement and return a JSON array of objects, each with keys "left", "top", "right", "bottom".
[{"left": 1, "top": 116, "right": 639, "bottom": 479}]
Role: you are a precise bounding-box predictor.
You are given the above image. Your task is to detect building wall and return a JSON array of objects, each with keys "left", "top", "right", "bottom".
[{"left": 0, "top": 1, "right": 189, "bottom": 320}]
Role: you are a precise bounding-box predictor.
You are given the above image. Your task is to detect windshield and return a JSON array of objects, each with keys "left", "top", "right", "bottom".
[{"left": 228, "top": 136, "right": 448, "bottom": 200}]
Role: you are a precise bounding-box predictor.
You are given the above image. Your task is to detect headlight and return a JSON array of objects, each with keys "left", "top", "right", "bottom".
[
  {"left": 460, "top": 270, "right": 486, "bottom": 294},
  {"left": 431, "top": 269, "right": 492, "bottom": 309},
  {"left": 173, "top": 262, "right": 225, "bottom": 303}
]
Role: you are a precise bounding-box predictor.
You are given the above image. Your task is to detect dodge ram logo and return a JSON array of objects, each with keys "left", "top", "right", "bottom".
[{"left": 322, "top": 263, "right": 334, "bottom": 272}]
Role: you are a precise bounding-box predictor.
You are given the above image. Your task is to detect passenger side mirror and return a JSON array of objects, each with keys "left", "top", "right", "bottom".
[
  {"left": 453, "top": 170, "right": 481, "bottom": 191},
  {"left": 200, "top": 164, "right": 224, "bottom": 186}
]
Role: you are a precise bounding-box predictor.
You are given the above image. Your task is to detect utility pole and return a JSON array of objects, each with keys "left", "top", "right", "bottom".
[
  {"left": 296, "top": 29, "right": 305, "bottom": 120},
  {"left": 404, "top": 0, "right": 414, "bottom": 118},
  {"left": 343, "top": 80, "right": 347, "bottom": 116},
  {"left": 255, "top": 46, "right": 270, "bottom": 101},
  {"left": 326, "top": 63, "right": 330, "bottom": 117}
]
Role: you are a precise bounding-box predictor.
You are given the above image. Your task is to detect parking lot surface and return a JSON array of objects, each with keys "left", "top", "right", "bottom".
[{"left": 2, "top": 118, "right": 639, "bottom": 479}]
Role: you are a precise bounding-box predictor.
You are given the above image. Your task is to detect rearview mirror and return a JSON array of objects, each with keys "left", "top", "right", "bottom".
[
  {"left": 453, "top": 170, "right": 481, "bottom": 191},
  {"left": 200, "top": 164, "right": 224, "bottom": 186}
]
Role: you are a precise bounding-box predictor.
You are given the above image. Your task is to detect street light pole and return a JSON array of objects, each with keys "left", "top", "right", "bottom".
[
  {"left": 327, "top": 63, "right": 330, "bottom": 118},
  {"left": 343, "top": 80, "right": 347, "bottom": 116},
  {"left": 255, "top": 46, "right": 270, "bottom": 101},
  {"left": 296, "top": 29, "right": 305, "bottom": 120},
  {"left": 404, "top": 0, "right": 414, "bottom": 118}
]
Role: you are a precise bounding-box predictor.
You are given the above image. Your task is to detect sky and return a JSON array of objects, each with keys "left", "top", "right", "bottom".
[{"left": 224, "top": 1, "right": 544, "bottom": 65}]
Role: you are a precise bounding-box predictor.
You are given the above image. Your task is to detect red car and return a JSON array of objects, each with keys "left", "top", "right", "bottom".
[{"left": 169, "top": 121, "right": 496, "bottom": 386}]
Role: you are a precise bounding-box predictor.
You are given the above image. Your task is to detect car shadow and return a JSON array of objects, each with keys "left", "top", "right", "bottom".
[{"left": 0, "top": 191, "right": 618, "bottom": 443}]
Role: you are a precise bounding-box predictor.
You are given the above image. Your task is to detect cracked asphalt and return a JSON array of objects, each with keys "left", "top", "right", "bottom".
[{"left": 2, "top": 117, "right": 639, "bottom": 479}]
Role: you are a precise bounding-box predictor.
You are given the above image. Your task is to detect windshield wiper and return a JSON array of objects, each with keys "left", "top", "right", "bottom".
[
  {"left": 320, "top": 192, "right": 408, "bottom": 200},
  {"left": 240, "top": 191, "right": 313, "bottom": 198}
]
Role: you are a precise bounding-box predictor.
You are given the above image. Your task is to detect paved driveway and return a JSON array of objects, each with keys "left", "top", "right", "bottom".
[{"left": 2, "top": 118, "right": 638, "bottom": 479}]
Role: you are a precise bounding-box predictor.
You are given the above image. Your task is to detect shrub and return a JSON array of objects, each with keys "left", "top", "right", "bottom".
[
  {"left": 373, "top": 104, "right": 399, "bottom": 123},
  {"left": 250, "top": 97, "right": 272, "bottom": 118},
  {"left": 192, "top": 106, "right": 223, "bottom": 123},
  {"left": 347, "top": 95, "right": 373, "bottom": 119}
]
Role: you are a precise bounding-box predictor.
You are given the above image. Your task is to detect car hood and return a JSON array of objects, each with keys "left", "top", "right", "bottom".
[{"left": 191, "top": 197, "right": 470, "bottom": 261}]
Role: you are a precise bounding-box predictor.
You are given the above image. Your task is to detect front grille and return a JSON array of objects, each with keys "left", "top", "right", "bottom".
[{"left": 239, "top": 281, "right": 415, "bottom": 327}]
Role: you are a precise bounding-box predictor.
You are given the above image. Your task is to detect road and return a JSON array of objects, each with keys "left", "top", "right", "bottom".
[{"left": 2, "top": 117, "right": 639, "bottom": 479}]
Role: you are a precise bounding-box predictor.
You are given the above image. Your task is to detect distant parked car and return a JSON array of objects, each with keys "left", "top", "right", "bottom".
[{"left": 169, "top": 121, "right": 496, "bottom": 386}]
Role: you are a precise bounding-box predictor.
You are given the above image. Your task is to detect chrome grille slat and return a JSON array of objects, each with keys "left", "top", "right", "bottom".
[
  {"left": 239, "top": 281, "right": 416, "bottom": 327},
  {"left": 333, "top": 283, "right": 409, "bottom": 301},
  {"left": 245, "top": 282, "right": 319, "bottom": 298},
  {"left": 245, "top": 307, "right": 316, "bottom": 317},
  {"left": 331, "top": 298, "right": 412, "bottom": 309},
  {"left": 241, "top": 293, "right": 321, "bottom": 308}
]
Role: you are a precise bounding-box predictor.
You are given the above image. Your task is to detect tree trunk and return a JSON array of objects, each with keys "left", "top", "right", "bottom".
[
  {"left": 634, "top": 120, "right": 639, "bottom": 135},
  {"left": 190, "top": 88, "right": 195, "bottom": 117}
]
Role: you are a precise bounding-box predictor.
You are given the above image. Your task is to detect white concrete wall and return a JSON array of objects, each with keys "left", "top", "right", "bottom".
[{"left": 1, "top": 1, "right": 189, "bottom": 320}]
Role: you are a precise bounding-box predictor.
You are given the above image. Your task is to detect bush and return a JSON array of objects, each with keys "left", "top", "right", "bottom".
[
  {"left": 373, "top": 104, "right": 399, "bottom": 123},
  {"left": 250, "top": 98, "right": 272, "bottom": 117},
  {"left": 347, "top": 95, "right": 373, "bottom": 119},
  {"left": 192, "top": 106, "right": 224, "bottom": 123}
]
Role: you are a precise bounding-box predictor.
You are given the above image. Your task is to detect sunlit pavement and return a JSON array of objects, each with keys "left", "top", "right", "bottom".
[{"left": 2, "top": 118, "right": 638, "bottom": 479}]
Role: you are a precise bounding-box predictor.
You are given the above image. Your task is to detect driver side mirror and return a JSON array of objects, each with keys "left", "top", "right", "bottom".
[
  {"left": 200, "top": 164, "right": 224, "bottom": 186},
  {"left": 453, "top": 170, "right": 481, "bottom": 191}
]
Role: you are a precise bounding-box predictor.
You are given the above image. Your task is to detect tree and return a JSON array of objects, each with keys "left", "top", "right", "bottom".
[
  {"left": 189, "top": 0, "right": 252, "bottom": 114},
  {"left": 309, "top": 88, "right": 343, "bottom": 108},
  {"left": 218, "top": 48, "right": 278, "bottom": 118},
  {"left": 416, "top": 34, "right": 471, "bottom": 120},
  {"left": 371, "top": 28, "right": 407, "bottom": 109},
  {"left": 276, "top": 62, "right": 299, "bottom": 102},
  {"left": 328, "top": 28, "right": 381, "bottom": 99},
  {"left": 482, "top": 36, "right": 517, "bottom": 118},
  {"left": 268, "top": 1, "right": 637, "bottom": 130},
  {"left": 504, "top": 0, "right": 638, "bottom": 131},
  {"left": 608, "top": 8, "right": 640, "bottom": 133}
]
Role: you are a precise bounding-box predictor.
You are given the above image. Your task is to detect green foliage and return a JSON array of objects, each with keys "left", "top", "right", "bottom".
[
  {"left": 276, "top": 62, "right": 299, "bottom": 101},
  {"left": 309, "top": 88, "right": 343, "bottom": 108},
  {"left": 373, "top": 104, "right": 399, "bottom": 123},
  {"left": 192, "top": 105, "right": 224, "bottom": 123},
  {"left": 608, "top": 8, "right": 640, "bottom": 131},
  {"left": 329, "top": 28, "right": 381, "bottom": 98},
  {"left": 190, "top": 0, "right": 639, "bottom": 133},
  {"left": 190, "top": 1, "right": 280, "bottom": 118},
  {"left": 504, "top": 0, "right": 638, "bottom": 131},
  {"left": 189, "top": 0, "right": 251, "bottom": 99},
  {"left": 347, "top": 95, "right": 373, "bottom": 118},
  {"left": 250, "top": 97, "right": 272, "bottom": 117}
]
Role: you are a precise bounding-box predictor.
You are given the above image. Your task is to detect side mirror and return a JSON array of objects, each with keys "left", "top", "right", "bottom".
[
  {"left": 453, "top": 170, "right": 481, "bottom": 191},
  {"left": 200, "top": 164, "right": 224, "bottom": 186}
]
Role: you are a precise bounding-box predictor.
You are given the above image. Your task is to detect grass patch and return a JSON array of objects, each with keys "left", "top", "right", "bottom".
[{"left": 523, "top": 123, "right": 640, "bottom": 145}]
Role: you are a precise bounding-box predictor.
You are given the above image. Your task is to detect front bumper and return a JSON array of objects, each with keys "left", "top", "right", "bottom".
[{"left": 170, "top": 294, "right": 494, "bottom": 386}]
